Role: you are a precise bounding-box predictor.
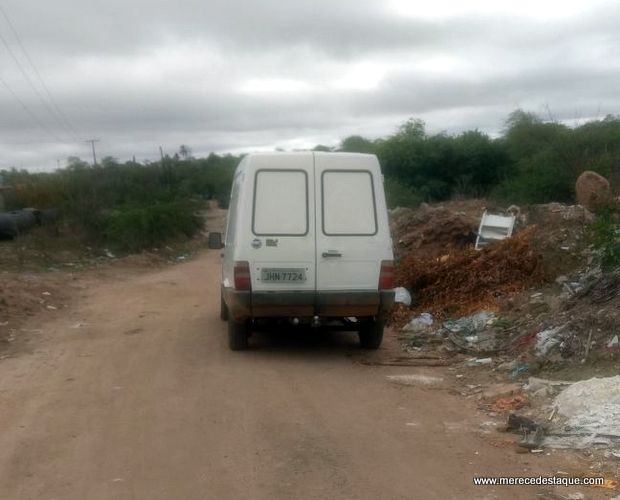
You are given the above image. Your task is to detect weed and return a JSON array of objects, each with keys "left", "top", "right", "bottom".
[{"left": 589, "top": 208, "right": 620, "bottom": 271}]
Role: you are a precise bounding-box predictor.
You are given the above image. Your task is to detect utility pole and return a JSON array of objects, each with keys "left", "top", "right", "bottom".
[{"left": 85, "top": 139, "right": 100, "bottom": 166}]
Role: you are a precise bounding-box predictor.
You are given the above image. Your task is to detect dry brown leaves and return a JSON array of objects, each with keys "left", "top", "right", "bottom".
[{"left": 395, "top": 228, "right": 545, "bottom": 318}]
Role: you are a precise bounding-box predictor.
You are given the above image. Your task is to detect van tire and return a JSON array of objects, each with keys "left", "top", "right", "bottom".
[
  {"left": 359, "top": 319, "right": 384, "bottom": 349},
  {"left": 220, "top": 294, "right": 228, "bottom": 321},
  {"left": 228, "top": 319, "right": 249, "bottom": 350}
]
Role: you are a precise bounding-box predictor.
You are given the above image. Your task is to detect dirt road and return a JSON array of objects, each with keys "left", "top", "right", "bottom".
[{"left": 0, "top": 250, "right": 579, "bottom": 499}]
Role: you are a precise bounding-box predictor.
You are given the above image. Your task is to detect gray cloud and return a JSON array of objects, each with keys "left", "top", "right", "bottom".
[{"left": 0, "top": 0, "right": 618, "bottom": 170}]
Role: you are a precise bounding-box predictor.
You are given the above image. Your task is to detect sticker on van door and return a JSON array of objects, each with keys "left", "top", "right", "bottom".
[{"left": 251, "top": 238, "right": 262, "bottom": 249}]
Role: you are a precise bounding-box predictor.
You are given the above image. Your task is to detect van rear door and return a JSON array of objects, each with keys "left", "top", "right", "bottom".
[
  {"left": 314, "top": 153, "right": 390, "bottom": 308},
  {"left": 248, "top": 153, "right": 316, "bottom": 301}
]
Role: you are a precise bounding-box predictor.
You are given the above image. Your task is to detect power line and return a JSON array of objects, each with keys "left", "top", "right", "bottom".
[
  {"left": 0, "top": 75, "right": 63, "bottom": 142},
  {"left": 0, "top": 21, "right": 77, "bottom": 142},
  {"left": 0, "top": 5, "right": 79, "bottom": 139}
]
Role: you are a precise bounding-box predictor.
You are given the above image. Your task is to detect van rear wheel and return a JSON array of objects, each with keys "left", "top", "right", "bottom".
[
  {"left": 358, "top": 319, "right": 384, "bottom": 349},
  {"left": 228, "top": 319, "right": 249, "bottom": 350}
]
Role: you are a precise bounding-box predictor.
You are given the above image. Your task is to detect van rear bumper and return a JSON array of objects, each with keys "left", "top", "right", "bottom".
[{"left": 223, "top": 288, "right": 395, "bottom": 321}]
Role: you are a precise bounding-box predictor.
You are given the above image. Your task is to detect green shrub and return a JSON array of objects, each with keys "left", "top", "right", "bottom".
[
  {"left": 588, "top": 208, "right": 620, "bottom": 271},
  {"left": 384, "top": 177, "right": 423, "bottom": 209},
  {"left": 1, "top": 152, "right": 238, "bottom": 251},
  {"left": 490, "top": 150, "right": 573, "bottom": 204},
  {"left": 104, "top": 200, "right": 203, "bottom": 252}
]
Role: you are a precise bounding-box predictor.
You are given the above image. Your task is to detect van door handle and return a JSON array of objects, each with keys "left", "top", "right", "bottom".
[{"left": 322, "top": 250, "right": 342, "bottom": 258}]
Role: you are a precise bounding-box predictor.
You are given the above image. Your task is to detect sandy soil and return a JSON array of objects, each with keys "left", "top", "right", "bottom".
[{"left": 0, "top": 249, "right": 608, "bottom": 500}]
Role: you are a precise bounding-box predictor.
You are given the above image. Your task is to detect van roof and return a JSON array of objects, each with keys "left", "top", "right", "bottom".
[
  {"left": 246, "top": 151, "right": 375, "bottom": 157},
  {"left": 236, "top": 151, "right": 380, "bottom": 174}
]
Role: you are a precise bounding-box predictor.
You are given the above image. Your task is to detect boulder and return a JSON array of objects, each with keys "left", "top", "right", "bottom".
[{"left": 575, "top": 170, "right": 611, "bottom": 210}]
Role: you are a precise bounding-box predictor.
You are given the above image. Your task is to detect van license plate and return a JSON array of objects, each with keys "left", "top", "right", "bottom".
[{"left": 261, "top": 268, "right": 306, "bottom": 282}]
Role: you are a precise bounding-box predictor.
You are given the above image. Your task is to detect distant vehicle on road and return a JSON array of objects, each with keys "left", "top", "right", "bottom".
[{"left": 209, "top": 152, "right": 395, "bottom": 350}]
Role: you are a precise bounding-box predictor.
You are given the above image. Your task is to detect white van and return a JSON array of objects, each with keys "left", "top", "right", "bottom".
[{"left": 209, "top": 152, "right": 395, "bottom": 350}]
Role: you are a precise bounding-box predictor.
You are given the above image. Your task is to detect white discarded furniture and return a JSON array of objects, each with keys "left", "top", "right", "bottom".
[{"left": 475, "top": 210, "right": 516, "bottom": 249}]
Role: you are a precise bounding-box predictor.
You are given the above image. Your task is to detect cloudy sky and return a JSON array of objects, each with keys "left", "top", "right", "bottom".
[{"left": 0, "top": 0, "right": 618, "bottom": 170}]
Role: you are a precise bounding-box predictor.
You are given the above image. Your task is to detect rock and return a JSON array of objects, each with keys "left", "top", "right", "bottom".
[
  {"left": 466, "top": 357, "right": 493, "bottom": 367},
  {"left": 481, "top": 383, "right": 522, "bottom": 401},
  {"left": 524, "top": 377, "right": 573, "bottom": 394},
  {"left": 555, "top": 375, "right": 620, "bottom": 418},
  {"left": 532, "top": 387, "right": 553, "bottom": 399},
  {"left": 386, "top": 374, "right": 444, "bottom": 387},
  {"left": 552, "top": 376, "right": 620, "bottom": 446},
  {"left": 575, "top": 170, "right": 611, "bottom": 210},
  {"left": 389, "top": 206, "right": 410, "bottom": 219},
  {"left": 497, "top": 360, "right": 518, "bottom": 372},
  {"left": 566, "top": 493, "right": 585, "bottom": 500}
]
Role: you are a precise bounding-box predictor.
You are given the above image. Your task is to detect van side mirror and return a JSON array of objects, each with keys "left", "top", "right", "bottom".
[{"left": 208, "top": 232, "right": 224, "bottom": 249}]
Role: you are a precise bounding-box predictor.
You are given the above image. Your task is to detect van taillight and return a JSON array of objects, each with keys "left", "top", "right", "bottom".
[
  {"left": 234, "top": 261, "right": 251, "bottom": 290},
  {"left": 379, "top": 260, "right": 394, "bottom": 290}
]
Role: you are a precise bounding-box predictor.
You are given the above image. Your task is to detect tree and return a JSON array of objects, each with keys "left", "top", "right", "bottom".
[
  {"left": 179, "top": 145, "right": 193, "bottom": 160},
  {"left": 339, "top": 135, "right": 376, "bottom": 154},
  {"left": 66, "top": 156, "right": 90, "bottom": 170},
  {"left": 101, "top": 156, "right": 119, "bottom": 168}
]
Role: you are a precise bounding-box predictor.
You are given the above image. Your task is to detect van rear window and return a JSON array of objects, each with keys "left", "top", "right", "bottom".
[
  {"left": 322, "top": 170, "right": 377, "bottom": 236},
  {"left": 252, "top": 170, "right": 308, "bottom": 236}
]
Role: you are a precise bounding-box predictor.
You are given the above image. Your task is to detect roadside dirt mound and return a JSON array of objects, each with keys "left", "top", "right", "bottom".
[
  {"left": 395, "top": 228, "right": 545, "bottom": 319},
  {"left": 526, "top": 203, "right": 593, "bottom": 279},
  {"left": 390, "top": 201, "right": 484, "bottom": 259}
]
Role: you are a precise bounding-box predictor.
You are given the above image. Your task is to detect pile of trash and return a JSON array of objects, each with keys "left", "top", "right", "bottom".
[
  {"left": 388, "top": 200, "right": 617, "bottom": 364},
  {"left": 516, "top": 271, "right": 620, "bottom": 364},
  {"left": 394, "top": 228, "right": 544, "bottom": 319},
  {"left": 390, "top": 202, "right": 483, "bottom": 260},
  {"left": 400, "top": 310, "right": 499, "bottom": 357}
]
